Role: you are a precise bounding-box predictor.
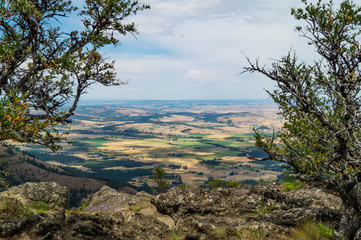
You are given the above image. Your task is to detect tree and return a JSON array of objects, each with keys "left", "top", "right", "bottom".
[
  {"left": 243, "top": 0, "right": 361, "bottom": 238},
  {"left": 152, "top": 166, "right": 169, "bottom": 193},
  {"left": 0, "top": 0, "right": 149, "bottom": 151}
]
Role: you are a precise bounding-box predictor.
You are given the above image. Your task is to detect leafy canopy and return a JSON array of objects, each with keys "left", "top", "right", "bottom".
[
  {"left": 245, "top": 0, "right": 361, "bottom": 186},
  {"left": 0, "top": 0, "right": 149, "bottom": 150},
  {"left": 244, "top": 2, "right": 361, "bottom": 236}
]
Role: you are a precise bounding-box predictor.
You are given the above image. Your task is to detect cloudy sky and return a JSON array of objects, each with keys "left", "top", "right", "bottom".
[{"left": 83, "top": 0, "right": 315, "bottom": 100}]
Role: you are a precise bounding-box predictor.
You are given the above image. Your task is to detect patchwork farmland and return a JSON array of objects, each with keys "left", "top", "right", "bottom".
[{"left": 15, "top": 100, "right": 284, "bottom": 191}]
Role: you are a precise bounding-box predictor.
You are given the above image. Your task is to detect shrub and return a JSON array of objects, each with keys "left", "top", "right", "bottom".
[
  {"left": 293, "top": 221, "right": 336, "bottom": 240},
  {"left": 281, "top": 172, "right": 305, "bottom": 191},
  {"left": 254, "top": 195, "right": 276, "bottom": 215},
  {"left": 79, "top": 197, "right": 91, "bottom": 210},
  {"left": 31, "top": 201, "right": 49, "bottom": 211},
  {"left": 152, "top": 166, "right": 169, "bottom": 193},
  {"left": 0, "top": 199, "right": 33, "bottom": 219},
  {"left": 224, "top": 179, "right": 241, "bottom": 188},
  {"left": 207, "top": 178, "right": 241, "bottom": 189}
]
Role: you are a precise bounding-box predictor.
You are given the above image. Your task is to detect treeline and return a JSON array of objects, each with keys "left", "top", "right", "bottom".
[{"left": 23, "top": 151, "right": 85, "bottom": 165}]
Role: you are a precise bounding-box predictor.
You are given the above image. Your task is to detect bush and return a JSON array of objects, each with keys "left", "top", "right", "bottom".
[
  {"left": 281, "top": 172, "right": 305, "bottom": 191},
  {"left": 79, "top": 197, "right": 91, "bottom": 211},
  {"left": 0, "top": 199, "right": 33, "bottom": 219},
  {"left": 207, "top": 178, "right": 241, "bottom": 189},
  {"left": 293, "top": 221, "right": 335, "bottom": 240},
  {"left": 31, "top": 201, "right": 49, "bottom": 212}
]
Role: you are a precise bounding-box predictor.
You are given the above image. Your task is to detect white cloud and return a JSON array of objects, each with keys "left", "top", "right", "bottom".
[{"left": 85, "top": 0, "right": 318, "bottom": 100}]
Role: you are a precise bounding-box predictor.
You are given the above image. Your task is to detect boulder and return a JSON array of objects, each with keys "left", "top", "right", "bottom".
[
  {"left": 0, "top": 182, "right": 68, "bottom": 211},
  {"left": 152, "top": 183, "right": 343, "bottom": 239},
  {"left": 85, "top": 186, "right": 175, "bottom": 229}
]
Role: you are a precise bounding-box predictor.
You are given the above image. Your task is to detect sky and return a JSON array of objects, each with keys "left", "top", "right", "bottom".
[{"left": 81, "top": 0, "right": 316, "bottom": 100}]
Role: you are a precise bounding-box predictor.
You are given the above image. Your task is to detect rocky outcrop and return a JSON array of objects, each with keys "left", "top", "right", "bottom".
[
  {"left": 0, "top": 181, "right": 68, "bottom": 211},
  {"left": 0, "top": 182, "right": 343, "bottom": 240},
  {"left": 84, "top": 186, "right": 175, "bottom": 229},
  {"left": 152, "top": 183, "right": 342, "bottom": 239}
]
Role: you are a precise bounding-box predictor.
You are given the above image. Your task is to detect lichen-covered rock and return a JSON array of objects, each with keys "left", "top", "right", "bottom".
[
  {"left": 86, "top": 185, "right": 132, "bottom": 210},
  {"left": 0, "top": 182, "right": 68, "bottom": 211},
  {"left": 152, "top": 183, "right": 343, "bottom": 239},
  {"left": 0, "top": 211, "right": 65, "bottom": 240},
  {"left": 0, "top": 182, "right": 344, "bottom": 239},
  {"left": 86, "top": 186, "right": 175, "bottom": 229}
]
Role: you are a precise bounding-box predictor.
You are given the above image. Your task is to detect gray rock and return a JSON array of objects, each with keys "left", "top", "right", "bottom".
[
  {"left": 0, "top": 182, "right": 68, "bottom": 211},
  {"left": 0, "top": 182, "right": 346, "bottom": 240}
]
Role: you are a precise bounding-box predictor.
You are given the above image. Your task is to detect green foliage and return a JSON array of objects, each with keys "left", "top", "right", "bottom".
[
  {"left": 178, "top": 184, "right": 191, "bottom": 191},
  {"left": 0, "top": 0, "right": 149, "bottom": 150},
  {"left": 316, "top": 222, "right": 335, "bottom": 239},
  {"left": 152, "top": 166, "right": 169, "bottom": 193},
  {"left": 31, "top": 201, "right": 49, "bottom": 212},
  {"left": 0, "top": 199, "right": 34, "bottom": 219},
  {"left": 225, "top": 179, "right": 242, "bottom": 188},
  {"left": 293, "top": 221, "right": 336, "bottom": 240},
  {"left": 207, "top": 178, "right": 224, "bottom": 189},
  {"left": 207, "top": 178, "right": 241, "bottom": 189},
  {"left": 254, "top": 195, "right": 276, "bottom": 215},
  {"left": 211, "top": 227, "right": 227, "bottom": 239},
  {"left": 281, "top": 172, "right": 305, "bottom": 191},
  {"left": 282, "top": 181, "right": 305, "bottom": 192},
  {"left": 244, "top": 3, "right": 361, "bottom": 236},
  {"left": 171, "top": 231, "right": 182, "bottom": 240},
  {"left": 245, "top": 0, "right": 361, "bottom": 181},
  {"left": 0, "top": 157, "right": 9, "bottom": 190},
  {"left": 131, "top": 205, "right": 141, "bottom": 211},
  {"left": 233, "top": 228, "right": 266, "bottom": 240},
  {"left": 79, "top": 197, "right": 91, "bottom": 211}
]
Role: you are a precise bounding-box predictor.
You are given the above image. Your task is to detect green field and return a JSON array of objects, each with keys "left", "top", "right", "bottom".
[{"left": 19, "top": 100, "right": 284, "bottom": 190}]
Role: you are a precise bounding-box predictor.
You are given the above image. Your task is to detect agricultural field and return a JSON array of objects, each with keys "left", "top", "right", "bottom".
[{"left": 15, "top": 100, "right": 284, "bottom": 191}]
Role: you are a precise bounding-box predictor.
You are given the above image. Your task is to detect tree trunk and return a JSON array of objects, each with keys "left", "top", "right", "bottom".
[
  {"left": 339, "top": 207, "right": 361, "bottom": 239},
  {"left": 338, "top": 183, "right": 361, "bottom": 239}
]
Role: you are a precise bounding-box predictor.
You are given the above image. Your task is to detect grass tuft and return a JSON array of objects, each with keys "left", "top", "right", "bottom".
[
  {"left": 293, "top": 221, "right": 336, "bottom": 240},
  {"left": 0, "top": 198, "right": 34, "bottom": 219}
]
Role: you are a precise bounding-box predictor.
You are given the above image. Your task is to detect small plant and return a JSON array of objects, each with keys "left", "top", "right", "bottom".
[
  {"left": 0, "top": 159, "right": 10, "bottom": 190},
  {"left": 225, "top": 179, "right": 241, "bottom": 188},
  {"left": 152, "top": 166, "right": 170, "bottom": 193},
  {"left": 211, "top": 227, "right": 227, "bottom": 239},
  {"left": 0, "top": 199, "right": 34, "bottom": 219},
  {"left": 316, "top": 222, "right": 334, "bottom": 239},
  {"left": 234, "top": 227, "right": 266, "bottom": 240},
  {"left": 293, "top": 221, "right": 336, "bottom": 240},
  {"left": 207, "top": 178, "right": 242, "bottom": 189},
  {"left": 178, "top": 184, "right": 189, "bottom": 191},
  {"left": 282, "top": 181, "right": 305, "bottom": 191},
  {"left": 254, "top": 195, "right": 276, "bottom": 215},
  {"left": 79, "top": 197, "right": 91, "bottom": 210},
  {"left": 281, "top": 172, "right": 305, "bottom": 191},
  {"left": 131, "top": 205, "right": 141, "bottom": 211},
  {"left": 207, "top": 178, "right": 224, "bottom": 189},
  {"left": 171, "top": 231, "right": 181, "bottom": 240},
  {"left": 31, "top": 201, "right": 49, "bottom": 211}
]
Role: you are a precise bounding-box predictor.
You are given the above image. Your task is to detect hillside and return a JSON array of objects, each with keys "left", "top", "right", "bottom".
[{"left": 0, "top": 146, "right": 136, "bottom": 207}]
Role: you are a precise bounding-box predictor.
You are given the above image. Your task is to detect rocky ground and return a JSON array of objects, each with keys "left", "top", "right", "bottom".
[{"left": 0, "top": 182, "right": 343, "bottom": 239}]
